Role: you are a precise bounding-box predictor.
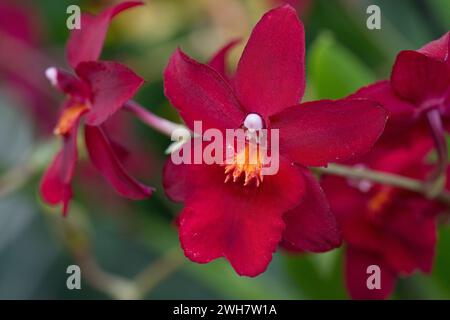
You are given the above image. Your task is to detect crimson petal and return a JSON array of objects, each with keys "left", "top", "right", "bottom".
[
  {"left": 47, "top": 67, "right": 90, "bottom": 98},
  {"left": 164, "top": 48, "right": 245, "bottom": 132},
  {"left": 270, "top": 99, "right": 387, "bottom": 167},
  {"left": 391, "top": 50, "right": 450, "bottom": 106},
  {"left": 84, "top": 125, "right": 153, "bottom": 200},
  {"left": 234, "top": 5, "right": 305, "bottom": 117},
  {"left": 66, "top": 1, "right": 143, "bottom": 68},
  {"left": 40, "top": 123, "right": 79, "bottom": 216},
  {"left": 76, "top": 61, "right": 144, "bottom": 126},
  {"left": 381, "top": 205, "right": 437, "bottom": 274},
  {"left": 282, "top": 168, "right": 341, "bottom": 252},
  {"left": 345, "top": 246, "right": 397, "bottom": 300},
  {"left": 165, "top": 157, "right": 305, "bottom": 276},
  {"left": 40, "top": 152, "right": 73, "bottom": 216},
  {"left": 349, "top": 81, "right": 415, "bottom": 120},
  {"left": 418, "top": 31, "right": 450, "bottom": 63}
]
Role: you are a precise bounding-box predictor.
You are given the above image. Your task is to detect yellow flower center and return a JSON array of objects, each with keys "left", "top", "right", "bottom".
[
  {"left": 224, "top": 143, "right": 264, "bottom": 187},
  {"left": 367, "top": 186, "right": 393, "bottom": 213},
  {"left": 54, "top": 104, "right": 88, "bottom": 135}
]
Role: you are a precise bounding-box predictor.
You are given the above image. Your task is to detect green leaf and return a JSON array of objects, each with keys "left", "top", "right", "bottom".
[
  {"left": 0, "top": 93, "right": 33, "bottom": 170},
  {"left": 426, "top": 0, "right": 450, "bottom": 33},
  {"left": 430, "top": 225, "right": 450, "bottom": 297},
  {"left": 308, "top": 32, "right": 376, "bottom": 100},
  {"left": 284, "top": 249, "right": 347, "bottom": 299}
]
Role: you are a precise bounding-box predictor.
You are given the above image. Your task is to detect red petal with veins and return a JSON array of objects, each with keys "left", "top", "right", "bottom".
[
  {"left": 281, "top": 168, "right": 341, "bottom": 252},
  {"left": 164, "top": 156, "right": 305, "bottom": 276},
  {"left": 418, "top": 31, "right": 450, "bottom": 63},
  {"left": 163, "top": 156, "right": 190, "bottom": 203},
  {"left": 349, "top": 81, "right": 415, "bottom": 120},
  {"left": 40, "top": 152, "right": 73, "bottom": 216},
  {"left": 345, "top": 246, "right": 397, "bottom": 300},
  {"left": 66, "top": 1, "right": 143, "bottom": 68},
  {"left": 391, "top": 50, "right": 450, "bottom": 106},
  {"left": 348, "top": 81, "right": 430, "bottom": 146},
  {"left": 234, "top": 5, "right": 305, "bottom": 117},
  {"left": 84, "top": 125, "right": 153, "bottom": 200},
  {"left": 270, "top": 99, "right": 387, "bottom": 167},
  {"left": 40, "top": 121, "right": 79, "bottom": 216},
  {"left": 164, "top": 48, "right": 245, "bottom": 132},
  {"left": 208, "top": 39, "right": 240, "bottom": 80},
  {"left": 76, "top": 61, "right": 144, "bottom": 126}
]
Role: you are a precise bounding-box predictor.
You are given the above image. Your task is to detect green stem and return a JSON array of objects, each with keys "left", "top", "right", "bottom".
[
  {"left": 0, "top": 163, "right": 34, "bottom": 197},
  {"left": 0, "top": 141, "right": 58, "bottom": 198},
  {"left": 314, "top": 163, "right": 450, "bottom": 206}
]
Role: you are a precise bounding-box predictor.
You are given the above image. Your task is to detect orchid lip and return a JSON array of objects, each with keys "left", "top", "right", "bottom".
[
  {"left": 224, "top": 142, "right": 264, "bottom": 187},
  {"left": 53, "top": 104, "right": 89, "bottom": 135}
]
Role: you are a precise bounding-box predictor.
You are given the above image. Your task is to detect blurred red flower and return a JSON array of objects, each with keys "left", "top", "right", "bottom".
[
  {"left": 322, "top": 138, "right": 441, "bottom": 299},
  {"left": 40, "top": 1, "right": 153, "bottom": 215},
  {"left": 163, "top": 5, "right": 387, "bottom": 276},
  {"left": 313, "top": 31, "right": 450, "bottom": 300},
  {"left": 392, "top": 32, "right": 449, "bottom": 115},
  {"left": 351, "top": 32, "right": 450, "bottom": 150},
  {"left": 0, "top": 0, "right": 56, "bottom": 133}
]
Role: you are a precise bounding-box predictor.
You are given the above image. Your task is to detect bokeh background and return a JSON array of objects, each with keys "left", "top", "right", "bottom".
[{"left": 0, "top": 0, "right": 449, "bottom": 299}]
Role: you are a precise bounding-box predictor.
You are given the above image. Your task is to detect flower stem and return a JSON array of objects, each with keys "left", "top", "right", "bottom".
[
  {"left": 0, "top": 141, "right": 58, "bottom": 198},
  {"left": 314, "top": 163, "right": 450, "bottom": 206},
  {"left": 123, "top": 100, "right": 183, "bottom": 137},
  {"left": 0, "top": 163, "right": 34, "bottom": 198}
]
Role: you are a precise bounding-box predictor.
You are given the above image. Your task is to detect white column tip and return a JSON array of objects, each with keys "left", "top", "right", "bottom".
[
  {"left": 45, "top": 67, "right": 58, "bottom": 86},
  {"left": 244, "top": 113, "right": 264, "bottom": 131}
]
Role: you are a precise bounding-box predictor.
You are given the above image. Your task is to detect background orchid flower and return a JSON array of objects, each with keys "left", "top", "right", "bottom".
[
  {"left": 350, "top": 32, "right": 450, "bottom": 190},
  {"left": 322, "top": 137, "right": 441, "bottom": 299},
  {"left": 163, "top": 5, "right": 387, "bottom": 277},
  {"left": 350, "top": 32, "right": 449, "bottom": 128},
  {"left": 0, "top": 0, "right": 56, "bottom": 134},
  {"left": 40, "top": 1, "right": 153, "bottom": 216}
]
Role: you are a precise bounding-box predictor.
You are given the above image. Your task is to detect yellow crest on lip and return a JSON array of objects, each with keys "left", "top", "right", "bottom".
[
  {"left": 224, "top": 143, "right": 264, "bottom": 187},
  {"left": 367, "top": 187, "right": 393, "bottom": 213},
  {"left": 54, "top": 104, "right": 88, "bottom": 135}
]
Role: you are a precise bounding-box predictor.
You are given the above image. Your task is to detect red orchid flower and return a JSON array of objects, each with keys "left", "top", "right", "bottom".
[
  {"left": 350, "top": 31, "right": 449, "bottom": 119},
  {"left": 322, "top": 139, "right": 441, "bottom": 299},
  {"left": 350, "top": 32, "right": 450, "bottom": 166},
  {"left": 163, "top": 5, "right": 388, "bottom": 276},
  {"left": 40, "top": 1, "right": 153, "bottom": 216}
]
